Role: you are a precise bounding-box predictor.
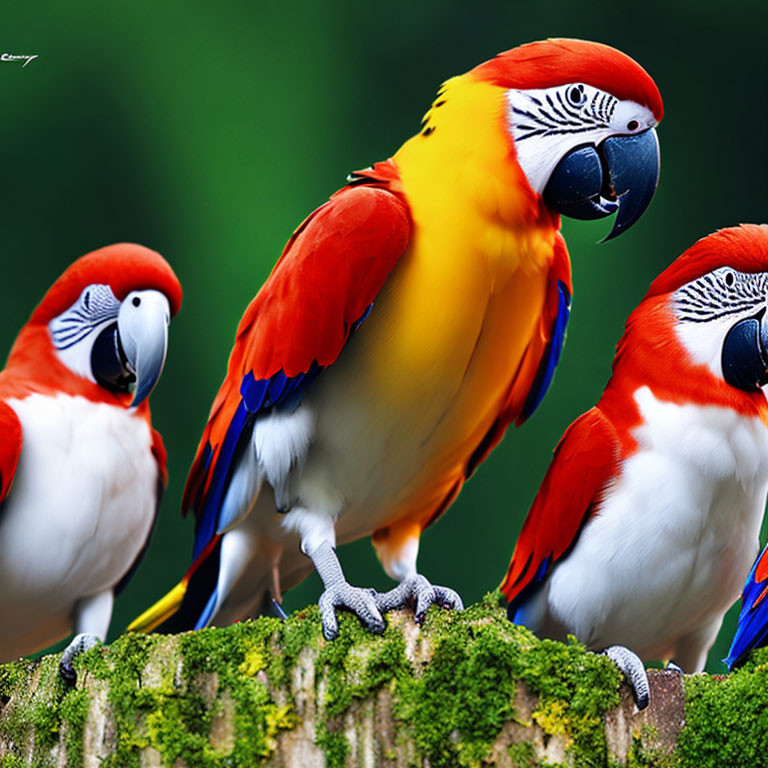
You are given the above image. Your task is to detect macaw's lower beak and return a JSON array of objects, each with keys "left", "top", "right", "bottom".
[
  {"left": 543, "top": 127, "right": 660, "bottom": 242},
  {"left": 722, "top": 310, "right": 768, "bottom": 392},
  {"left": 117, "top": 290, "right": 171, "bottom": 407}
]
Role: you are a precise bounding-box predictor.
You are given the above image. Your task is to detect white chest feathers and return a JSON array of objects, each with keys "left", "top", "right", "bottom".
[
  {"left": 547, "top": 386, "right": 768, "bottom": 661},
  {"left": 0, "top": 393, "right": 158, "bottom": 606}
]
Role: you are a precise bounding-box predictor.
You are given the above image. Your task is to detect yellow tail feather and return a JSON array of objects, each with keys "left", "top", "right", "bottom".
[{"left": 127, "top": 581, "right": 187, "bottom": 633}]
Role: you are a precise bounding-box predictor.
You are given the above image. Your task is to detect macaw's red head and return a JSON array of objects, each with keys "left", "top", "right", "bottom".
[
  {"left": 11, "top": 243, "right": 182, "bottom": 407},
  {"left": 609, "top": 225, "right": 768, "bottom": 418},
  {"left": 472, "top": 38, "right": 663, "bottom": 240},
  {"left": 650, "top": 224, "right": 768, "bottom": 395}
]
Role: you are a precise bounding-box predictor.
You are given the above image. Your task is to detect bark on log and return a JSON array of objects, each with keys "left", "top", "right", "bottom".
[{"left": 0, "top": 596, "right": 765, "bottom": 767}]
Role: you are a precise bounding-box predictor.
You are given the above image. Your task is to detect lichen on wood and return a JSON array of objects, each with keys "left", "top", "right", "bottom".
[{"left": 0, "top": 592, "right": 766, "bottom": 767}]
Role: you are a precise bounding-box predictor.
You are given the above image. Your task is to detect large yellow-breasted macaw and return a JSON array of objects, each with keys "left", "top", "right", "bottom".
[{"left": 131, "top": 38, "right": 663, "bottom": 639}]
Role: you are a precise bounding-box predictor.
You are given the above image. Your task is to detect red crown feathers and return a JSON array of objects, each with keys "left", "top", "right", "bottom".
[
  {"left": 30, "top": 243, "right": 182, "bottom": 324},
  {"left": 473, "top": 38, "right": 663, "bottom": 122}
]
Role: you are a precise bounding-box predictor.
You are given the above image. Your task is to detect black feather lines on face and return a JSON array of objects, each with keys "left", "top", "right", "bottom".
[
  {"left": 675, "top": 271, "right": 768, "bottom": 324},
  {"left": 512, "top": 86, "right": 616, "bottom": 143}
]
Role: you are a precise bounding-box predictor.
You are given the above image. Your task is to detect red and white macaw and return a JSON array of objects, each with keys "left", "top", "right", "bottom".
[
  {"left": 0, "top": 244, "right": 181, "bottom": 678},
  {"left": 131, "top": 39, "right": 662, "bottom": 640},
  {"left": 503, "top": 224, "right": 768, "bottom": 707}
]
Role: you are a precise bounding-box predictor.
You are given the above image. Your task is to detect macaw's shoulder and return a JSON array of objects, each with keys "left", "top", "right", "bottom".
[
  {"left": 501, "top": 406, "right": 620, "bottom": 611},
  {"left": 232, "top": 163, "right": 412, "bottom": 381},
  {"left": 0, "top": 399, "right": 23, "bottom": 503}
]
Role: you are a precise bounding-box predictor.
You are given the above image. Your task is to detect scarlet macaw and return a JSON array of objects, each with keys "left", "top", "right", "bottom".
[
  {"left": 0, "top": 244, "right": 181, "bottom": 678},
  {"left": 503, "top": 225, "right": 768, "bottom": 707},
  {"left": 132, "top": 39, "right": 662, "bottom": 639}
]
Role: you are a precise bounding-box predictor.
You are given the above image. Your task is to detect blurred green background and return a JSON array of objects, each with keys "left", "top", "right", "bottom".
[{"left": 1, "top": 1, "right": 766, "bottom": 673}]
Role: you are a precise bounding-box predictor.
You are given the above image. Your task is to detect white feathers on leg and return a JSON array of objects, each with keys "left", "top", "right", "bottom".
[{"left": 253, "top": 408, "right": 313, "bottom": 510}]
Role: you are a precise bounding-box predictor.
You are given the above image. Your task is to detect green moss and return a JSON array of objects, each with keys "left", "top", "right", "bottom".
[
  {"left": 0, "top": 756, "right": 28, "bottom": 768},
  {"left": 0, "top": 596, "right": 648, "bottom": 767},
  {"left": 676, "top": 660, "right": 768, "bottom": 768},
  {"left": 522, "top": 637, "right": 621, "bottom": 767},
  {"left": 309, "top": 609, "right": 412, "bottom": 765},
  {"left": 624, "top": 733, "right": 676, "bottom": 768},
  {"left": 314, "top": 725, "right": 349, "bottom": 768},
  {"left": 507, "top": 741, "right": 538, "bottom": 766},
  {"left": 60, "top": 689, "right": 89, "bottom": 767},
  {"left": 0, "top": 663, "right": 33, "bottom": 755},
  {"left": 396, "top": 607, "right": 521, "bottom": 766},
  {"left": 0, "top": 655, "right": 77, "bottom": 767},
  {"left": 391, "top": 598, "right": 621, "bottom": 768}
]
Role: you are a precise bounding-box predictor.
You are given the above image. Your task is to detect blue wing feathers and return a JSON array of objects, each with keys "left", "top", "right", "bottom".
[
  {"left": 520, "top": 281, "right": 571, "bottom": 423},
  {"left": 507, "top": 555, "right": 551, "bottom": 625},
  {"left": 191, "top": 305, "right": 373, "bottom": 563},
  {"left": 725, "top": 545, "right": 768, "bottom": 669},
  {"left": 194, "top": 586, "right": 220, "bottom": 630},
  {"left": 192, "top": 401, "right": 251, "bottom": 558}
]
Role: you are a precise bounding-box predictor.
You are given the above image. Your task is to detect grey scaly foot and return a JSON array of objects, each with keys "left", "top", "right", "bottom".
[
  {"left": 60, "top": 632, "right": 101, "bottom": 684},
  {"left": 603, "top": 645, "right": 650, "bottom": 710},
  {"left": 375, "top": 574, "right": 464, "bottom": 623},
  {"left": 306, "top": 540, "right": 385, "bottom": 640}
]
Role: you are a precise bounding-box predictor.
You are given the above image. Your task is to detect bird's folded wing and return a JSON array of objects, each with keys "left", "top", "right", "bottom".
[
  {"left": 0, "top": 400, "right": 22, "bottom": 504},
  {"left": 514, "top": 231, "right": 573, "bottom": 426},
  {"left": 725, "top": 545, "right": 768, "bottom": 669},
  {"left": 182, "top": 166, "right": 412, "bottom": 561},
  {"left": 461, "top": 234, "right": 572, "bottom": 484},
  {"left": 501, "top": 406, "right": 619, "bottom": 610}
]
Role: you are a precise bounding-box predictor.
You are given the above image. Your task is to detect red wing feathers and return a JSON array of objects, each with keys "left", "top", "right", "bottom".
[
  {"left": 235, "top": 183, "right": 411, "bottom": 379},
  {"left": 150, "top": 428, "right": 168, "bottom": 490},
  {"left": 501, "top": 407, "right": 620, "bottom": 606},
  {"left": 0, "top": 400, "right": 22, "bottom": 502},
  {"left": 182, "top": 171, "right": 412, "bottom": 528}
]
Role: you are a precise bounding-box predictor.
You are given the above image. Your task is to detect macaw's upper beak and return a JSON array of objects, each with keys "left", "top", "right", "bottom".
[
  {"left": 543, "top": 127, "right": 660, "bottom": 242},
  {"left": 117, "top": 290, "right": 171, "bottom": 407},
  {"left": 722, "top": 310, "right": 768, "bottom": 392}
]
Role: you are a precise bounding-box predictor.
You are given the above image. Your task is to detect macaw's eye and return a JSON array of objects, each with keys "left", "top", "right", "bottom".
[
  {"left": 725, "top": 271, "right": 735, "bottom": 287},
  {"left": 566, "top": 84, "right": 586, "bottom": 107},
  {"left": 626, "top": 120, "right": 639, "bottom": 132}
]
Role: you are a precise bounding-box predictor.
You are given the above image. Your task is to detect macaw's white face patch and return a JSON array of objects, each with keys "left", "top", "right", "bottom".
[
  {"left": 506, "top": 83, "right": 656, "bottom": 195},
  {"left": 48, "top": 285, "right": 121, "bottom": 383},
  {"left": 673, "top": 268, "right": 768, "bottom": 383}
]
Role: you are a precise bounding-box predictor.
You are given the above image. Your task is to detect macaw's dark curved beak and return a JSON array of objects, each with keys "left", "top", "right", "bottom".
[
  {"left": 722, "top": 310, "right": 768, "bottom": 392},
  {"left": 543, "top": 127, "right": 660, "bottom": 242}
]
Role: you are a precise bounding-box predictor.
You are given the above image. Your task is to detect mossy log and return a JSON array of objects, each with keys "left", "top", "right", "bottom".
[{"left": 1, "top": 595, "right": 767, "bottom": 767}]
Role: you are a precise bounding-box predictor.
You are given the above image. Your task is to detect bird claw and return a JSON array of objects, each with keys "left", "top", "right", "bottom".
[
  {"left": 375, "top": 574, "right": 464, "bottom": 622},
  {"left": 60, "top": 662, "right": 77, "bottom": 685},
  {"left": 59, "top": 633, "right": 102, "bottom": 684},
  {"left": 317, "top": 583, "right": 385, "bottom": 641},
  {"left": 603, "top": 644, "right": 650, "bottom": 710}
]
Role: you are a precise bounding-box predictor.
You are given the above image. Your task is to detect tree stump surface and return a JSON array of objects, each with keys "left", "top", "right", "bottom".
[{"left": 0, "top": 596, "right": 765, "bottom": 767}]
